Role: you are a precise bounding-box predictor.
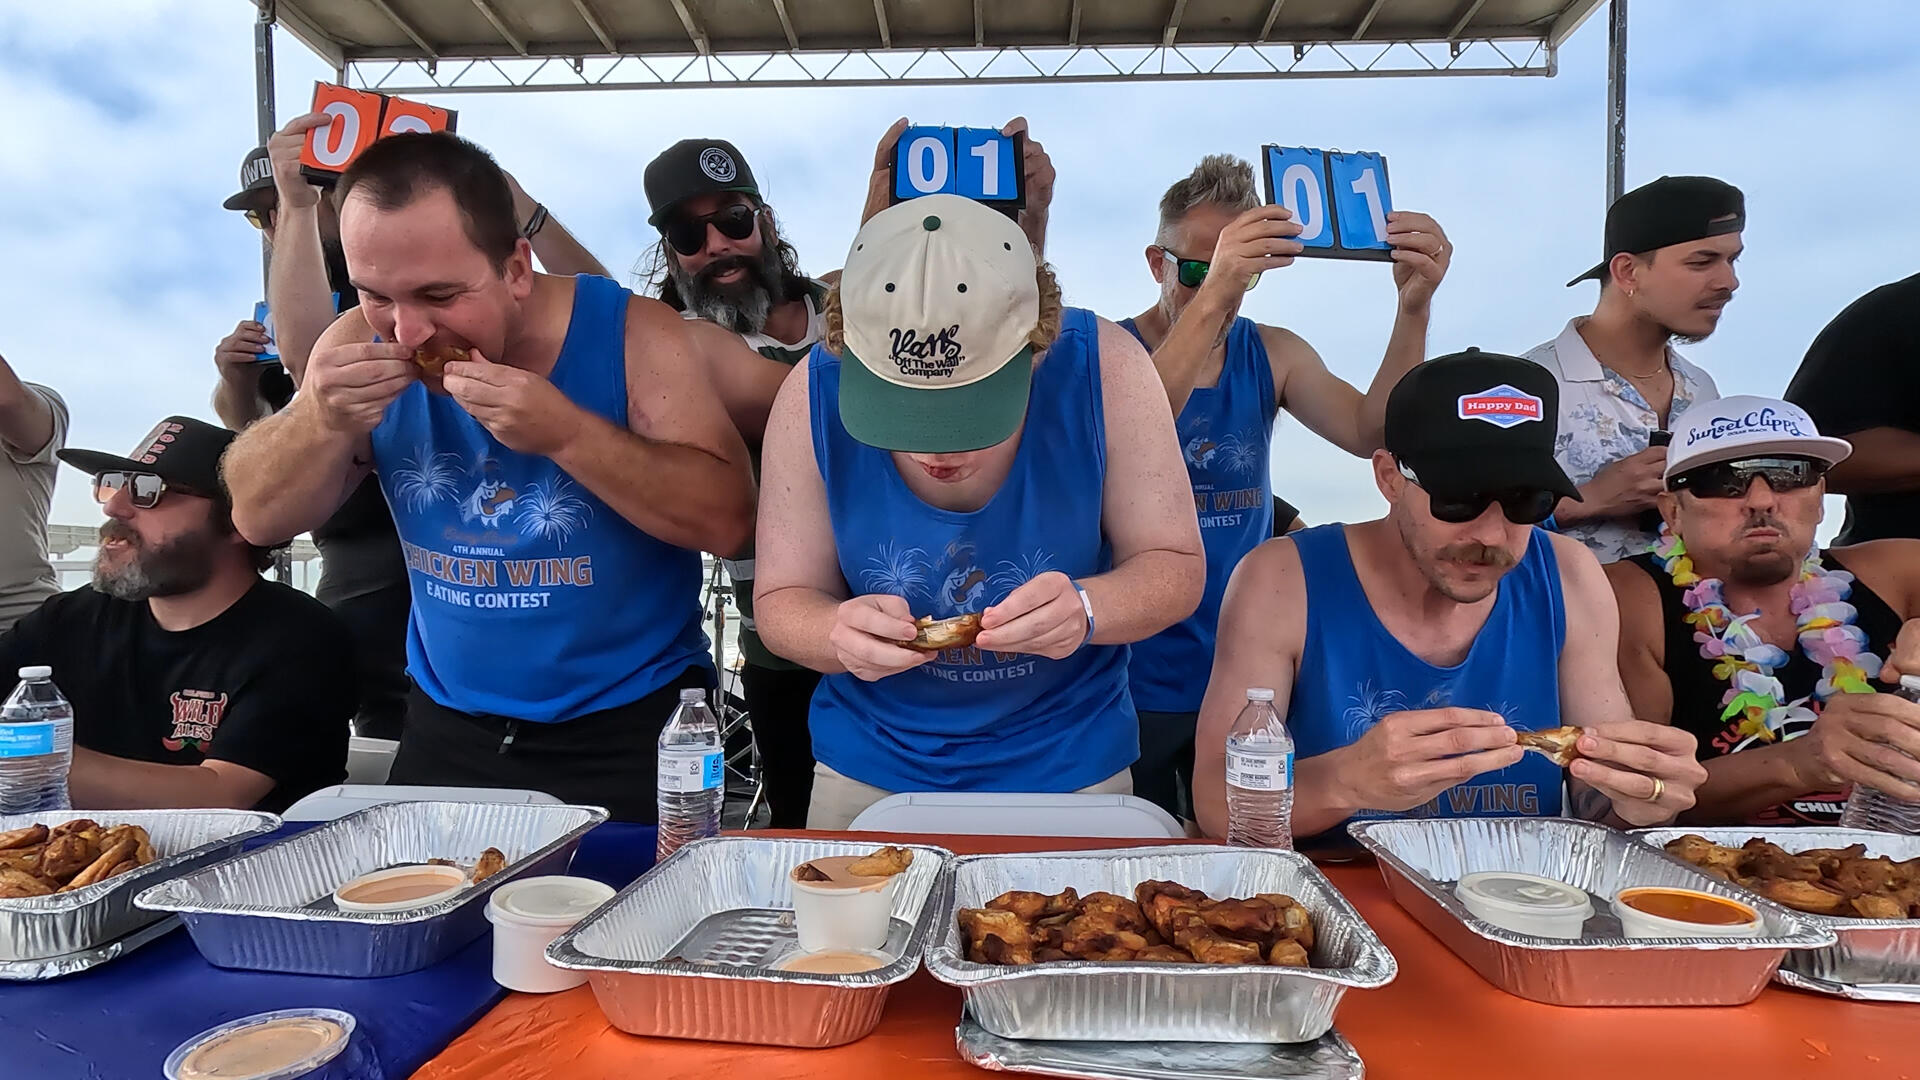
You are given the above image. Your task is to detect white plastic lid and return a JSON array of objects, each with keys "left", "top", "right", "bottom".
[
  {"left": 1457, "top": 872, "right": 1593, "bottom": 916},
  {"left": 490, "top": 875, "right": 615, "bottom": 926},
  {"left": 17, "top": 666, "right": 50, "bottom": 679},
  {"left": 1901, "top": 675, "right": 1920, "bottom": 694},
  {"left": 678, "top": 688, "right": 707, "bottom": 703},
  {"left": 1245, "top": 687, "right": 1276, "bottom": 702}
]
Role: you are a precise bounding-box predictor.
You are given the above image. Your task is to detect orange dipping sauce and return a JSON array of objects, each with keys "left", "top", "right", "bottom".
[{"left": 1618, "top": 887, "right": 1756, "bottom": 926}]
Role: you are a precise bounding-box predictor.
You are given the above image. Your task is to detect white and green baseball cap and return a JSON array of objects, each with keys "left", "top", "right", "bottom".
[{"left": 837, "top": 194, "right": 1040, "bottom": 453}]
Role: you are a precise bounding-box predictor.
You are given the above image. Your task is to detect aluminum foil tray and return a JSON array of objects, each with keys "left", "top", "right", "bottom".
[
  {"left": 0, "top": 808, "right": 278, "bottom": 963},
  {"left": 924, "top": 846, "right": 1396, "bottom": 1044},
  {"left": 134, "top": 800, "right": 606, "bottom": 977},
  {"left": 957, "top": 1013, "right": 1365, "bottom": 1079},
  {"left": 1349, "top": 817, "right": 1835, "bottom": 1006},
  {"left": 546, "top": 835, "right": 952, "bottom": 1048},
  {"left": 1633, "top": 826, "right": 1920, "bottom": 1000},
  {"left": 0, "top": 913, "right": 180, "bottom": 981}
]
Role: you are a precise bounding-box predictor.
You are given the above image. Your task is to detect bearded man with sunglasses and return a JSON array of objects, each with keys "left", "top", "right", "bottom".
[
  {"left": 1606, "top": 397, "right": 1920, "bottom": 826},
  {"left": 1117, "top": 154, "right": 1453, "bottom": 823},
  {"left": 0, "top": 418, "right": 353, "bottom": 813},
  {"left": 1192, "top": 351, "right": 1707, "bottom": 842}
]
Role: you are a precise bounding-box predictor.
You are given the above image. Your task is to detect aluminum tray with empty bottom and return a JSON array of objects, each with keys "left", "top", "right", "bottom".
[
  {"left": 1349, "top": 817, "right": 1834, "bottom": 1006},
  {"left": 134, "top": 800, "right": 605, "bottom": 977},
  {"left": 0, "top": 808, "right": 279, "bottom": 969},
  {"left": 925, "top": 845, "right": 1397, "bottom": 1044},
  {"left": 1633, "top": 826, "right": 1920, "bottom": 1001},
  {"left": 545, "top": 835, "right": 953, "bottom": 1048}
]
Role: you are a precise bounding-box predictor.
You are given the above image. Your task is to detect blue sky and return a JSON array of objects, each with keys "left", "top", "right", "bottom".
[{"left": 4, "top": 1, "right": 1916, "bottom": 538}]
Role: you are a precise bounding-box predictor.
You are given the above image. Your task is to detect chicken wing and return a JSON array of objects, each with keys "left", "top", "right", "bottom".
[
  {"left": 58, "top": 837, "right": 135, "bottom": 892},
  {"left": 0, "top": 824, "right": 47, "bottom": 850},
  {"left": 1850, "top": 894, "right": 1907, "bottom": 920},
  {"left": 471, "top": 847, "right": 507, "bottom": 884},
  {"left": 1197, "top": 898, "right": 1277, "bottom": 941},
  {"left": 960, "top": 908, "right": 1034, "bottom": 965},
  {"left": 1756, "top": 878, "right": 1848, "bottom": 916},
  {"left": 40, "top": 832, "right": 98, "bottom": 882},
  {"left": 987, "top": 888, "right": 1077, "bottom": 922},
  {"left": 99, "top": 824, "right": 157, "bottom": 868},
  {"left": 1183, "top": 931, "right": 1265, "bottom": 965},
  {"left": 1267, "top": 939, "right": 1311, "bottom": 967},
  {"left": 0, "top": 868, "right": 53, "bottom": 899},
  {"left": 47, "top": 819, "right": 98, "bottom": 841},
  {"left": 846, "top": 845, "right": 914, "bottom": 878},
  {"left": 1135, "top": 945, "right": 1196, "bottom": 963}
]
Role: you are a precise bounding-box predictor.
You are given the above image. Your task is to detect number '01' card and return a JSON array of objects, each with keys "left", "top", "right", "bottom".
[
  {"left": 890, "top": 125, "right": 1025, "bottom": 216},
  {"left": 1261, "top": 146, "right": 1394, "bottom": 262}
]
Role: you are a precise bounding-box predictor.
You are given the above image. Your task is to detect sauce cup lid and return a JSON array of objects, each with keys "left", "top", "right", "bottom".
[
  {"left": 488, "top": 875, "right": 615, "bottom": 926},
  {"left": 164, "top": 1008, "right": 355, "bottom": 1080},
  {"left": 1456, "top": 872, "right": 1594, "bottom": 917}
]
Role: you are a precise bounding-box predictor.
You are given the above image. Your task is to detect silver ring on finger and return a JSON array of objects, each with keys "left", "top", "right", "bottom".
[{"left": 1647, "top": 776, "right": 1666, "bottom": 803}]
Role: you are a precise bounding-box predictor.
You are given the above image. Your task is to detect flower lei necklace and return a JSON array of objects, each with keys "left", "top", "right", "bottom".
[{"left": 1651, "top": 526, "right": 1883, "bottom": 743}]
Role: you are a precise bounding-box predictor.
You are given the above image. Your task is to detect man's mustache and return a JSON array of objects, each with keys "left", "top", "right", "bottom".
[
  {"left": 98, "top": 521, "right": 139, "bottom": 546},
  {"left": 1743, "top": 512, "right": 1786, "bottom": 533},
  {"left": 697, "top": 255, "right": 759, "bottom": 288},
  {"left": 1438, "top": 542, "right": 1515, "bottom": 568}
]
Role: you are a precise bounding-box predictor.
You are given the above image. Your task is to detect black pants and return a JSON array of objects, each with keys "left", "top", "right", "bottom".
[
  {"left": 320, "top": 582, "right": 411, "bottom": 740},
  {"left": 740, "top": 663, "right": 823, "bottom": 829},
  {"left": 388, "top": 666, "right": 711, "bottom": 823},
  {"left": 1133, "top": 709, "right": 1199, "bottom": 823}
]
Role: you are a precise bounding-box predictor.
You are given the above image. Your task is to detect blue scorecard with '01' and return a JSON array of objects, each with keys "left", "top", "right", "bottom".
[
  {"left": 893, "top": 126, "right": 1019, "bottom": 204},
  {"left": 1328, "top": 151, "right": 1393, "bottom": 251},
  {"left": 1262, "top": 146, "right": 1334, "bottom": 250}
]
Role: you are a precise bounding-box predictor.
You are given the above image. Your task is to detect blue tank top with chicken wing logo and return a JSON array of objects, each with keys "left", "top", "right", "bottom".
[
  {"left": 1118, "top": 316, "right": 1277, "bottom": 712},
  {"left": 1287, "top": 524, "right": 1567, "bottom": 835},
  {"left": 806, "top": 307, "right": 1137, "bottom": 793},
  {"left": 370, "top": 274, "right": 711, "bottom": 722}
]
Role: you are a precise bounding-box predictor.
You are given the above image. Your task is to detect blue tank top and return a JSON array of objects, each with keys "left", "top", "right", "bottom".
[
  {"left": 1118, "top": 316, "right": 1277, "bottom": 712},
  {"left": 370, "top": 274, "right": 711, "bottom": 723},
  {"left": 1287, "top": 524, "right": 1567, "bottom": 830},
  {"left": 807, "top": 308, "right": 1137, "bottom": 793}
]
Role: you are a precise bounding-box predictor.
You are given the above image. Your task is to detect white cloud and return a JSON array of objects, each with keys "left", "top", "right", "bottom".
[{"left": 4, "top": 0, "right": 1916, "bottom": 547}]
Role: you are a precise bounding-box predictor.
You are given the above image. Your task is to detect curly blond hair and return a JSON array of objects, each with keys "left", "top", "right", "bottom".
[{"left": 825, "top": 263, "right": 1064, "bottom": 356}]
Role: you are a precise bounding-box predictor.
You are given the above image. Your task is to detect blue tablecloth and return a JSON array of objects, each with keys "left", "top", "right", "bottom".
[{"left": 0, "top": 820, "right": 658, "bottom": 1080}]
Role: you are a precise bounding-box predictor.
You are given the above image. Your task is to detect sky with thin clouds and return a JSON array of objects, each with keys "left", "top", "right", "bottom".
[{"left": 3, "top": 1, "right": 1914, "bottom": 543}]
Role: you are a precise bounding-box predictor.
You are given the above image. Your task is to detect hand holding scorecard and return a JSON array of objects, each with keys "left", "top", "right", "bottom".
[
  {"left": 299, "top": 82, "right": 457, "bottom": 180},
  {"left": 1261, "top": 146, "right": 1394, "bottom": 262},
  {"left": 891, "top": 125, "right": 1025, "bottom": 215}
]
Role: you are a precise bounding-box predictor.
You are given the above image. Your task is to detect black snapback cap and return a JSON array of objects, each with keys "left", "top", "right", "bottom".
[
  {"left": 1568, "top": 175, "right": 1745, "bottom": 286},
  {"left": 1385, "top": 349, "right": 1580, "bottom": 502}
]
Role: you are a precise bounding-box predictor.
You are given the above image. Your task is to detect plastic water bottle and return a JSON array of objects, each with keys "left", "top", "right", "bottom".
[
  {"left": 1839, "top": 675, "right": 1920, "bottom": 835},
  {"left": 0, "top": 667, "right": 74, "bottom": 814},
  {"left": 1225, "top": 687, "right": 1294, "bottom": 850},
  {"left": 656, "top": 688, "right": 724, "bottom": 861}
]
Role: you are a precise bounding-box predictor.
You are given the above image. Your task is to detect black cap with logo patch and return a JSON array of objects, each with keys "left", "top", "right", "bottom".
[
  {"left": 58, "top": 416, "right": 235, "bottom": 496},
  {"left": 222, "top": 146, "right": 276, "bottom": 211},
  {"left": 1567, "top": 175, "right": 1745, "bottom": 286},
  {"left": 643, "top": 138, "right": 762, "bottom": 227},
  {"left": 1385, "top": 349, "right": 1581, "bottom": 502}
]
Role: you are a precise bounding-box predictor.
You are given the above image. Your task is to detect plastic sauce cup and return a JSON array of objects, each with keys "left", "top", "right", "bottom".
[
  {"left": 164, "top": 1007, "right": 379, "bottom": 1080},
  {"left": 1612, "top": 887, "right": 1764, "bottom": 939},
  {"left": 331, "top": 864, "right": 467, "bottom": 913},
  {"left": 791, "top": 874, "right": 901, "bottom": 953},
  {"left": 487, "top": 875, "right": 615, "bottom": 992},
  {"left": 1455, "top": 871, "right": 1594, "bottom": 939}
]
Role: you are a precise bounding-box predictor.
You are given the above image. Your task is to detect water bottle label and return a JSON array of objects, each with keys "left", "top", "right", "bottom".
[
  {"left": 658, "top": 750, "right": 724, "bottom": 794},
  {"left": 1226, "top": 748, "right": 1292, "bottom": 791},
  {"left": 0, "top": 724, "right": 55, "bottom": 758}
]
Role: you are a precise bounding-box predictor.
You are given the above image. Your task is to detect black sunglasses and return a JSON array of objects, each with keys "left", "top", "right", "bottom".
[
  {"left": 94, "top": 471, "right": 207, "bottom": 510},
  {"left": 243, "top": 206, "right": 276, "bottom": 231},
  {"left": 1158, "top": 248, "right": 1260, "bottom": 292},
  {"left": 663, "top": 203, "right": 759, "bottom": 257},
  {"left": 1398, "top": 462, "right": 1558, "bottom": 525},
  {"left": 1669, "top": 456, "right": 1825, "bottom": 499}
]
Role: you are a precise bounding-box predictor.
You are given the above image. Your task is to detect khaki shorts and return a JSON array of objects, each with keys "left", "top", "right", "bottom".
[{"left": 806, "top": 762, "right": 1135, "bottom": 831}]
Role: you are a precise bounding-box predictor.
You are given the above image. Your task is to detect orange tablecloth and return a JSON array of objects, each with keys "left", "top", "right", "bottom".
[{"left": 414, "top": 832, "right": 1919, "bottom": 1080}]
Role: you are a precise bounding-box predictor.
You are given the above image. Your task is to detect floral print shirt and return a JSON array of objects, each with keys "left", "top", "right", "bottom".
[{"left": 1522, "top": 319, "right": 1720, "bottom": 564}]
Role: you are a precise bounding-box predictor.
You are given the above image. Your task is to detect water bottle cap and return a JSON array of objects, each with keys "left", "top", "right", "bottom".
[
  {"left": 1901, "top": 675, "right": 1920, "bottom": 694},
  {"left": 1245, "top": 687, "right": 1276, "bottom": 702},
  {"left": 678, "top": 688, "right": 707, "bottom": 704},
  {"left": 16, "top": 666, "right": 50, "bottom": 680}
]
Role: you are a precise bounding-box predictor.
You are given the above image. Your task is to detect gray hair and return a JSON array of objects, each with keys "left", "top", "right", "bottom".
[{"left": 1156, "top": 154, "right": 1260, "bottom": 247}]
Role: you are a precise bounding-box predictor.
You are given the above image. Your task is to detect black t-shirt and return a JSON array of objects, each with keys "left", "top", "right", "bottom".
[
  {"left": 1622, "top": 550, "right": 1906, "bottom": 826},
  {"left": 0, "top": 581, "right": 355, "bottom": 813},
  {"left": 1785, "top": 273, "right": 1920, "bottom": 543}
]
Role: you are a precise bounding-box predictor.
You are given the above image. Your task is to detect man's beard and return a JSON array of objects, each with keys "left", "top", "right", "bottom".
[
  {"left": 669, "top": 242, "right": 790, "bottom": 336},
  {"left": 1399, "top": 517, "right": 1518, "bottom": 604},
  {"left": 92, "top": 521, "right": 219, "bottom": 601},
  {"left": 1723, "top": 511, "right": 1801, "bottom": 586}
]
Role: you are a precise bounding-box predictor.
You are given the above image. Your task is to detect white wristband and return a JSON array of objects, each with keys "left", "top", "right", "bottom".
[{"left": 1072, "top": 580, "right": 1095, "bottom": 650}]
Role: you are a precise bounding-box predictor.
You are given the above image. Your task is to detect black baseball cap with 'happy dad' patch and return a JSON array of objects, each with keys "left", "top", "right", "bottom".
[{"left": 1385, "top": 349, "right": 1581, "bottom": 504}]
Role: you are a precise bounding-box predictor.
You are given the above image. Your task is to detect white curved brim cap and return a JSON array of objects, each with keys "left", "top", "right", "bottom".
[{"left": 1664, "top": 395, "right": 1853, "bottom": 483}]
